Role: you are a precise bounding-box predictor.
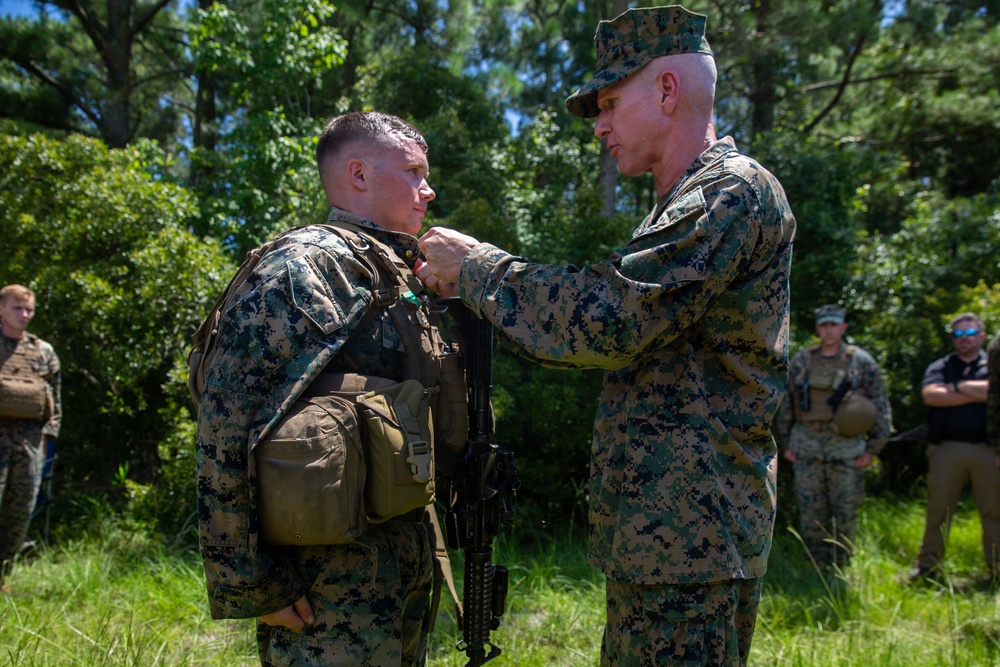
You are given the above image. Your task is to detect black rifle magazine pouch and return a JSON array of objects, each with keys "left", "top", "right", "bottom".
[
  {"left": 255, "top": 394, "right": 368, "bottom": 545},
  {"left": 357, "top": 379, "right": 436, "bottom": 522}
]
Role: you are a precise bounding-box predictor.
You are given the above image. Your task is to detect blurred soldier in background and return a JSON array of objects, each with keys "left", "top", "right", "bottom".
[
  {"left": 779, "top": 305, "right": 891, "bottom": 568},
  {"left": 0, "top": 284, "right": 61, "bottom": 595}
]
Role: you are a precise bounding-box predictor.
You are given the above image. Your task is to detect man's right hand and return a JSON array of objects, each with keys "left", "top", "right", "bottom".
[
  {"left": 259, "top": 595, "right": 315, "bottom": 632},
  {"left": 416, "top": 227, "right": 480, "bottom": 298}
]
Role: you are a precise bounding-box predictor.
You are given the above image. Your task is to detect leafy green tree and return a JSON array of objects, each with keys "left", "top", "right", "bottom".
[
  {"left": 0, "top": 0, "right": 191, "bottom": 148},
  {"left": 0, "top": 125, "right": 233, "bottom": 521},
  {"left": 186, "top": 0, "right": 345, "bottom": 251}
]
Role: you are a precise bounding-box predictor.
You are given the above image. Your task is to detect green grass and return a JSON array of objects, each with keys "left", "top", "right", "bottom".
[{"left": 4, "top": 497, "right": 1000, "bottom": 666}]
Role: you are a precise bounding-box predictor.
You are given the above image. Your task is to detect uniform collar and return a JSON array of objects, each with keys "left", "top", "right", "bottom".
[
  {"left": 657, "top": 136, "right": 738, "bottom": 208},
  {"left": 326, "top": 207, "right": 421, "bottom": 268}
]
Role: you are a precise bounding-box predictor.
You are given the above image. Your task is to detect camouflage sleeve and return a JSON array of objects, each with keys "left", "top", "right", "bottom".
[
  {"left": 988, "top": 335, "right": 1000, "bottom": 451},
  {"left": 459, "top": 172, "right": 769, "bottom": 370},
  {"left": 39, "top": 340, "right": 61, "bottom": 438},
  {"left": 197, "top": 232, "right": 374, "bottom": 619},
  {"left": 198, "top": 387, "right": 309, "bottom": 619},
  {"left": 854, "top": 348, "right": 892, "bottom": 453}
]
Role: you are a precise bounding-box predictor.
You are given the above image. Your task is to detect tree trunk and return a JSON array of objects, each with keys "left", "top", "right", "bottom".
[
  {"left": 102, "top": 0, "right": 133, "bottom": 148},
  {"left": 597, "top": 0, "right": 629, "bottom": 218},
  {"left": 749, "top": 0, "right": 775, "bottom": 138},
  {"left": 191, "top": 0, "right": 218, "bottom": 188}
]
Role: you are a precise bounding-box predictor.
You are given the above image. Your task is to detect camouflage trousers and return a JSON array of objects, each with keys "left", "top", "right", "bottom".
[
  {"left": 791, "top": 456, "right": 862, "bottom": 568},
  {"left": 601, "top": 577, "right": 762, "bottom": 667},
  {"left": 257, "top": 519, "right": 434, "bottom": 667},
  {"left": 0, "top": 418, "right": 45, "bottom": 573}
]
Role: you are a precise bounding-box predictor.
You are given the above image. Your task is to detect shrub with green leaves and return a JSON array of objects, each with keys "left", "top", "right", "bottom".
[{"left": 0, "top": 125, "right": 234, "bottom": 528}]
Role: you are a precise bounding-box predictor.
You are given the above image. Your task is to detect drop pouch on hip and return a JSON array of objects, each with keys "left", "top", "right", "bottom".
[
  {"left": 356, "top": 379, "right": 436, "bottom": 522},
  {"left": 255, "top": 394, "right": 368, "bottom": 545},
  {"left": 0, "top": 374, "right": 51, "bottom": 420}
]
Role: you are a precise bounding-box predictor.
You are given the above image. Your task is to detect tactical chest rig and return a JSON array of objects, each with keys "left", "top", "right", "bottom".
[
  {"left": 316, "top": 215, "right": 469, "bottom": 460},
  {"left": 0, "top": 334, "right": 52, "bottom": 420},
  {"left": 793, "top": 345, "right": 876, "bottom": 438},
  {"left": 190, "top": 217, "right": 469, "bottom": 545}
]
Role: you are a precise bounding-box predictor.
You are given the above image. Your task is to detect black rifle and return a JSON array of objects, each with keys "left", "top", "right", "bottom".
[{"left": 440, "top": 301, "right": 519, "bottom": 666}]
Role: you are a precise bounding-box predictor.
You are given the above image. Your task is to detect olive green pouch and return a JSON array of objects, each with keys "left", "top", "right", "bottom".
[
  {"left": 0, "top": 373, "right": 51, "bottom": 420},
  {"left": 356, "top": 379, "right": 436, "bottom": 522},
  {"left": 255, "top": 395, "right": 368, "bottom": 545}
]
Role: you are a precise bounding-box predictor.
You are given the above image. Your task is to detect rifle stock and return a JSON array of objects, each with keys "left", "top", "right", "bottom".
[{"left": 440, "top": 300, "right": 518, "bottom": 666}]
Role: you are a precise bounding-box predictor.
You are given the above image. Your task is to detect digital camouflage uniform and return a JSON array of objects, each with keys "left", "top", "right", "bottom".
[
  {"left": 456, "top": 105, "right": 794, "bottom": 667},
  {"left": 0, "top": 332, "right": 61, "bottom": 575},
  {"left": 196, "top": 209, "right": 442, "bottom": 666},
  {"left": 516, "top": 7, "right": 797, "bottom": 664},
  {"left": 778, "top": 342, "right": 891, "bottom": 567}
]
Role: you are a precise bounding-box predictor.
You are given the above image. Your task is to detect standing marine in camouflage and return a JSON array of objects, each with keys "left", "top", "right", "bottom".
[
  {"left": 195, "top": 112, "right": 449, "bottom": 666},
  {"left": 0, "top": 284, "right": 61, "bottom": 595},
  {"left": 778, "top": 305, "right": 892, "bottom": 568},
  {"left": 415, "top": 6, "right": 795, "bottom": 665}
]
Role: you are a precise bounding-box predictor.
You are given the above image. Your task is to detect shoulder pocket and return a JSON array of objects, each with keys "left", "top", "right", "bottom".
[
  {"left": 623, "top": 188, "right": 709, "bottom": 285},
  {"left": 227, "top": 259, "right": 345, "bottom": 372}
]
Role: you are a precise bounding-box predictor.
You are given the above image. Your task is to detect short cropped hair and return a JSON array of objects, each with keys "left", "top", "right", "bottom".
[
  {"left": 0, "top": 284, "right": 34, "bottom": 305},
  {"left": 316, "top": 111, "right": 428, "bottom": 173},
  {"left": 949, "top": 312, "right": 984, "bottom": 331}
]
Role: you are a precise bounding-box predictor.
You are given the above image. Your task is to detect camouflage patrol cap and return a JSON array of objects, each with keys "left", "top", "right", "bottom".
[
  {"left": 815, "top": 305, "right": 846, "bottom": 325},
  {"left": 565, "top": 5, "right": 713, "bottom": 119}
]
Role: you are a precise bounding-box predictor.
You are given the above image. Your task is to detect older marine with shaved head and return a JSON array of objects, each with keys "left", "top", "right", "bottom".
[{"left": 417, "top": 6, "right": 796, "bottom": 665}]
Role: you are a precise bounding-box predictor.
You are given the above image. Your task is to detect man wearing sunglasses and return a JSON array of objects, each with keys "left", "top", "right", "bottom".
[{"left": 911, "top": 312, "right": 998, "bottom": 582}]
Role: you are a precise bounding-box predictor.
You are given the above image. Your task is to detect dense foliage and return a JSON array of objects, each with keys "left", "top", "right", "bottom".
[{"left": 0, "top": 0, "right": 998, "bottom": 542}]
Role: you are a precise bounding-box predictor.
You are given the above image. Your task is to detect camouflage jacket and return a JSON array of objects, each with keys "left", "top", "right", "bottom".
[
  {"left": 457, "top": 137, "right": 795, "bottom": 584},
  {"left": 0, "top": 332, "right": 61, "bottom": 437},
  {"left": 777, "top": 343, "right": 892, "bottom": 456},
  {"left": 196, "top": 209, "right": 435, "bottom": 619}
]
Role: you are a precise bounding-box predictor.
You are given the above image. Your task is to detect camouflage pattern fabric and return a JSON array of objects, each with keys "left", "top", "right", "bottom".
[
  {"left": 777, "top": 343, "right": 890, "bottom": 566},
  {"left": 196, "top": 209, "right": 440, "bottom": 663},
  {"left": 778, "top": 343, "right": 892, "bottom": 458},
  {"left": 0, "top": 334, "right": 60, "bottom": 573},
  {"left": 789, "top": 454, "right": 862, "bottom": 567},
  {"left": 457, "top": 136, "right": 795, "bottom": 586},
  {"left": 0, "top": 418, "right": 46, "bottom": 567},
  {"left": 602, "top": 577, "right": 761, "bottom": 667},
  {"left": 987, "top": 333, "right": 1000, "bottom": 451},
  {"left": 566, "top": 5, "right": 713, "bottom": 118},
  {"left": 256, "top": 521, "right": 433, "bottom": 667}
]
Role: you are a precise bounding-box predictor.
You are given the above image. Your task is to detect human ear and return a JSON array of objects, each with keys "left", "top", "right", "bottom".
[
  {"left": 347, "top": 159, "right": 368, "bottom": 190},
  {"left": 657, "top": 70, "right": 680, "bottom": 113}
]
